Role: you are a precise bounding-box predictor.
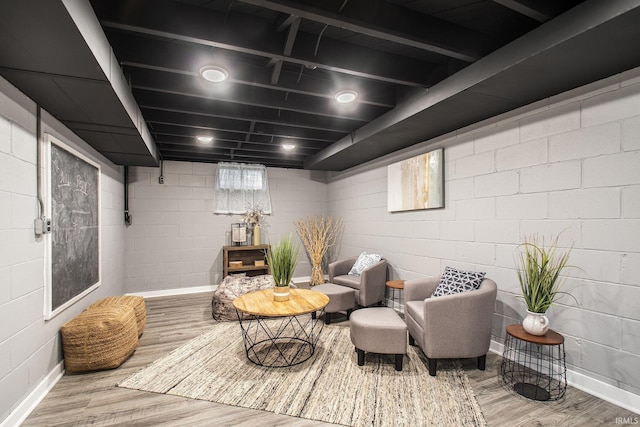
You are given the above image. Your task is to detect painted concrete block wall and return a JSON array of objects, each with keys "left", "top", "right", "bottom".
[
  {"left": 125, "top": 163, "right": 328, "bottom": 292},
  {"left": 327, "top": 68, "right": 640, "bottom": 396},
  {"left": 0, "top": 77, "right": 125, "bottom": 423}
]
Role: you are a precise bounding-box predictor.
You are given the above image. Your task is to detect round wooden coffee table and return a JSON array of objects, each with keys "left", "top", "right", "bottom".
[{"left": 233, "top": 289, "right": 329, "bottom": 367}]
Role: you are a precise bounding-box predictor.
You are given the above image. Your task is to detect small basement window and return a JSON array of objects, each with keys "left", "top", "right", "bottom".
[{"left": 213, "top": 162, "right": 272, "bottom": 214}]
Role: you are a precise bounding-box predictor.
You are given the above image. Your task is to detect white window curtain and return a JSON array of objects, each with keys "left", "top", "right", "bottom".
[{"left": 214, "top": 162, "right": 272, "bottom": 214}]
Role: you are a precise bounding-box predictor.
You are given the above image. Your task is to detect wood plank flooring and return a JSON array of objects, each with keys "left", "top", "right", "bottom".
[{"left": 23, "top": 292, "right": 638, "bottom": 426}]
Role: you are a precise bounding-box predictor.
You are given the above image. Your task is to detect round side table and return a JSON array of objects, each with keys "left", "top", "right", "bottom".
[
  {"left": 500, "top": 324, "right": 567, "bottom": 401},
  {"left": 385, "top": 280, "right": 405, "bottom": 313}
]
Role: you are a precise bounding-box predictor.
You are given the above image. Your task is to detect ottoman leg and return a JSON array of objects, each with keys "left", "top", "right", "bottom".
[
  {"left": 311, "top": 311, "right": 316, "bottom": 319},
  {"left": 357, "top": 348, "right": 365, "bottom": 366},
  {"left": 427, "top": 358, "right": 437, "bottom": 376},
  {"left": 346, "top": 308, "right": 353, "bottom": 319},
  {"left": 325, "top": 312, "right": 332, "bottom": 325}
]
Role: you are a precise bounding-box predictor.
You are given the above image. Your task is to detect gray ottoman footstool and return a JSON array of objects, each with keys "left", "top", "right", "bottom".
[
  {"left": 313, "top": 283, "right": 356, "bottom": 325},
  {"left": 349, "top": 307, "right": 407, "bottom": 371}
]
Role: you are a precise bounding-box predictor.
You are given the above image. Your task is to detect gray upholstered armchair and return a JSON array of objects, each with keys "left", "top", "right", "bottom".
[
  {"left": 404, "top": 276, "right": 497, "bottom": 376},
  {"left": 328, "top": 256, "right": 388, "bottom": 307}
]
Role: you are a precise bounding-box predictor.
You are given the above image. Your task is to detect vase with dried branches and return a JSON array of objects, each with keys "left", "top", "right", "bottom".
[{"left": 295, "top": 215, "right": 343, "bottom": 286}]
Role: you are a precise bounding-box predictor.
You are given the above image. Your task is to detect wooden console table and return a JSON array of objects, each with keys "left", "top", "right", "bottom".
[{"left": 223, "top": 244, "right": 270, "bottom": 278}]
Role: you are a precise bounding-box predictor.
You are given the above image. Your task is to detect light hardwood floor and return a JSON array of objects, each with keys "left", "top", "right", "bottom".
[{"left": 23, "top": 292, "right": 638, "bottom": 426}]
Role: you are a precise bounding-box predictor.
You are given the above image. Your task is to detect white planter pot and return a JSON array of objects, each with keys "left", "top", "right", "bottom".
[{"left": 522, "top": 310, "right": 549, "bottom": 336}]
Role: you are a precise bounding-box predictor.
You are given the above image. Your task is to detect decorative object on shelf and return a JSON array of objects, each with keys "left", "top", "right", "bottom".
[
  {"left": 295, "top": 215, "right": 343, "bottom": 286},
  {"left": 515, "top": 234, "right": 574, "bottom": 336},
  {"left": 231, "top": 223, "right": 247, "bottom": 246},
  {"left": 240, "top": 205, "right": 265, "bottom": 245},
  {"left": 254, "top": 260, "right": 265, "bottom": 267},
  {"left": 253, "top": 224, "right": 261, "bottom": 245},
  {"left": 267, "top": 233, "right": 299, "bottom": 302},
  {"left": 229, "top": 261, "right": 243, "bottom": 268}
]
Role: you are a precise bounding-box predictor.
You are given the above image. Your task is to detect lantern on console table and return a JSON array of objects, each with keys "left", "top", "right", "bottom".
[{"left": 231, "top": 223, "right": 247, "bottom": 246}]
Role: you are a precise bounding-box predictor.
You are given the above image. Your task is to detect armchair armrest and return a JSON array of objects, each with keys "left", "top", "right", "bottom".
[
  {"left": 404, "top": 277, "right": 440, "bottom": 302},
  {"left": 358, "top": 259, "right": 388, "bottom": 306},
  {"left": 328, "top": 256, "right": 357, "bottom": 281}
]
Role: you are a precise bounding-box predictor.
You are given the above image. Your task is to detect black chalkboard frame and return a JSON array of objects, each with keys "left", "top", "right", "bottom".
[{"left": 44, "top": 134, "right": 101, "bottom": 320}]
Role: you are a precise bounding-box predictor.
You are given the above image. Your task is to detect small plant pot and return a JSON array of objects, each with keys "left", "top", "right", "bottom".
[
  {"left": 522, "top": 310, "right": 549, "bottom": 336},
  {"left": 273, "top": 285, "right": 290, "bottom": 302}
]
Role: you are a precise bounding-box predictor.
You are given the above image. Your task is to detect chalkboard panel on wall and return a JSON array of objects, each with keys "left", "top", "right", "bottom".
[{"left": 46, "top": 135, "right": 100, "bottom": 318}]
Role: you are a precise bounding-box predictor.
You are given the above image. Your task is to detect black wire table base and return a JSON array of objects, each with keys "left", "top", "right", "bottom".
[
  {"left": 235, "top": 309, "right": 325, "bottom": 367},
  {"left": 500, "top": 327, "right": 567, "bottom": 401}
]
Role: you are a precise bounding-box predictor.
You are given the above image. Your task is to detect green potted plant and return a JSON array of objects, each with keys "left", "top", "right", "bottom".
[
  {"left": 267, "top": 233, "right": 300, "bottom": 301},
  {"left": 515, "top": 234, "right": 574, "bottom": 336}
]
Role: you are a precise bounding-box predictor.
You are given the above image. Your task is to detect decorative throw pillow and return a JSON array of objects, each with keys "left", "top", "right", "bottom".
[
  {"left": 348, "top": 251, "right": 382, "bottom": 275},
  {"left": 432, "top": 266, "right": 486, "bottom": 297}
]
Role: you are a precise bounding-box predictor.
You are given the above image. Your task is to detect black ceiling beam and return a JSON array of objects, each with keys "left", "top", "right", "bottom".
[
  {"left": 156, "top": 135, "right": 324, "bottom": 153},
  {"left": 493, "top": 0, "right": 550, "bottom": 22},
  {"left": 143, "top": 109, "right": 346, "bottom": 141},
  {"left": 271, "top": 16, "right": 300, "bottom": 84},
  {"left": 107, "top": 31, "right": 396, "bottom": 108},
  {"left": 136, "top": 92, "right": 357, "bottom": 134},
  {"left": 157, "top": 139, "right": 318, "bottom": 155},
  {"left": 238, "top": 0, "right": 488, "bottom": 62},
  {"left": 150, "top": 124, "right": 334, "bottom": 148},
  {"left": 92, "top": 0, "right": 436, "bottom": 87},
  {"left": 126, "top": 68, "right": 384, "bottom": 122},
  {"left": 159, "top": 146, "right": 305, "bottom": 163},
  {"left": 305, "top": 0, "right": 640, "bottom": 170}
]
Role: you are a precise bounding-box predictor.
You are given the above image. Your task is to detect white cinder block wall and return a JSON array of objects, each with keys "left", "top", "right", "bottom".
[
  {"left": 328, "top": 68, "right": 640, "bottom": 397},
  {"left": 125, "top": 164, "right": 328, "bottom": 292},
  {"left": 0, "top": 76, "right": 125, "bottom": 423}
]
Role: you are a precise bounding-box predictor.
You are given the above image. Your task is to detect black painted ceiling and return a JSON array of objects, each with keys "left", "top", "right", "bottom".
[{"left": 3, "top": 1, "right": 640, "bottom": 170}]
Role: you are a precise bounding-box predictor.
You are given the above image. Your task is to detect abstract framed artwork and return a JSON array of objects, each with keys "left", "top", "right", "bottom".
[{"left": 387, "top": 148, "right": 444, "bottom": 212}]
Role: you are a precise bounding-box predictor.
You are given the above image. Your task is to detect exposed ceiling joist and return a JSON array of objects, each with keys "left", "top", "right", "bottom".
[
  {"left": 95, "top": 0, "right": 435, "bottom": 87},
  {"left": 493, "top": 0, "right": 550, "bottom": 22},
  {"left": 238, "top": 0, "right": 486, "bottom": 62}
]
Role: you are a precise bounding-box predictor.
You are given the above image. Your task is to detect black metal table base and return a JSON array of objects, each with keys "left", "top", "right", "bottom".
[
  {"left": 500, "top": 333, "right": 567, "bottom": 401},
  {"left": 236, "top": 310, "right": 325, "bottom": 367}
]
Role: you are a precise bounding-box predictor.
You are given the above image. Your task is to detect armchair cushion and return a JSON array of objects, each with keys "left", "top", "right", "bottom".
[
  {"left": 432, "top": 266, "right": 485, "bottom": 298},
  {"left": 348, "top": 251, "right": 382, "bottom": 275},
  {"left": 331, "top": 274, "right": 361, "bottom": 290}
]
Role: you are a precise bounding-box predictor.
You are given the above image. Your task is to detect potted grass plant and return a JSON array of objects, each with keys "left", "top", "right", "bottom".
[
  {"left": 267, "top": 233, "right": 300, "bottom": 302},
  {"left": 515, "top": 234, "right": 574, "bottom": 336}
]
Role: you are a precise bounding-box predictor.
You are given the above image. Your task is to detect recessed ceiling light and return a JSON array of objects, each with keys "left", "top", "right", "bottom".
[
  {"left": 200, "top": 66, "right": 229, "bottom": 83},
  {"left": 196, "top": 135, "right": 214, "bottom": 143},
  {"left": 334, "top": 90, "right": 358, "bottom": 104},
  {"left": 282, "top": 143, "right": 296, "bottom": 151}
]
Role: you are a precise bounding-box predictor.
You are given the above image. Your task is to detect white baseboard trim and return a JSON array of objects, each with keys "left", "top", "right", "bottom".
[
  {"left": 129, "top": 275, "right": 321, "bottom": 299},
  {"left": 127, "top": 285, "right": 216, "bottom": 299},
  {"left": 1, "top": 362, "right": 64, "bottom": 427},
  {"left": 128, "top": 274, "right": 321, "bottom": 299},
  {"left": 489, "top": 339, "right": 640, "bottom": 415}
]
